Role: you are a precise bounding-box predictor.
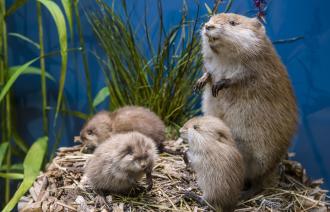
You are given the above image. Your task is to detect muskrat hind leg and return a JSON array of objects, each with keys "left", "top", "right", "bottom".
[
  {"left": 212, "top": 79, "right": 231, "bottom": 97},
  {"left": 183, "top": 191, "right": 207, "bottom": 207},
  {"left": 146, "top": 169, "right": 153, "bottom": 191},
  {"left": 94, "top": 190, "right": 110, "bottom": 208},
  {"left": 183, "top": 151, "right": 190, "bottom": 166},
  {"left": 193, "top": 72, "right": 211, "bottom": 92},
  {"left": 159, "top": 143, "right": 183, "bottom": 156},
  {"left": 240, "top": 178, "right": 264, "bottom": 200}
]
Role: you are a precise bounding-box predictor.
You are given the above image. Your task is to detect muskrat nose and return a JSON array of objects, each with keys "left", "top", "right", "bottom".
[{"left": 205, "top": 24, "right": 215, "bottom": 31}]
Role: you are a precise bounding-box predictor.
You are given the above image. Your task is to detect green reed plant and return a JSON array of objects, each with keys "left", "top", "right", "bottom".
[
  {"left": 0, "top": 0, "right": 83, "bottom": 209},
  {"left": 89, "top": 0, "right": 204, "bottom": 127}
]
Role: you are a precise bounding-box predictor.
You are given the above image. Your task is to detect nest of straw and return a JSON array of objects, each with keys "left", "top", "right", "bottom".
[{"left": 18, "top": 139, "right": 329, "bottom": 211}]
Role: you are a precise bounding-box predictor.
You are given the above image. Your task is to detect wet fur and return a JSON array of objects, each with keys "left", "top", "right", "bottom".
[
  {"left": 180, "top": 116, "right": 244, "bottom": 211},
  {"left": 200, "top": 13, "right": 298, "bottom": 195}
]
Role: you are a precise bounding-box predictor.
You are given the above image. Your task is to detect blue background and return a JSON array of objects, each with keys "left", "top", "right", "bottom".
[{"left": 6, "top": 0, "right": 330, "bottom": 190}]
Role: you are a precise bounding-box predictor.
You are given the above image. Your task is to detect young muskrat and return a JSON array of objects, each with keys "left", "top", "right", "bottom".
[
  {"left": 195, "top": 13, "right": 298, "bottom": 197},
  {"left": 180, "top": 116, "right": 244, "bottom": 211},
  {"left": 79, "top": 106, "right": 165, "bottom": 148},
  {"left": 84, "top": 132, "right": 158, "bottom": 194}
]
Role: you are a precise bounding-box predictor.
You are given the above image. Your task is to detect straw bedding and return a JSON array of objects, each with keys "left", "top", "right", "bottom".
[{"left": 18, "top": 139, "right": 329, "bottom": 211}]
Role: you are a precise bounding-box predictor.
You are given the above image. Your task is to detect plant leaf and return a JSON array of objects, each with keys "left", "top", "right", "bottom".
[
  {"left": 225, "top": 0, "right": 234, "bottom": 13},
  {"left": 0, "top": 58, "right": 39, "bottom": 103},
  {"left": 9, "top": 66, "right": 55, "bottom": 82},
  {"left": 2, "top": 136, "right": 48, "bottom": 212},
  {"left": 0, "top": 163, "right": 24, "bottom": 172},
  {"left": 8, "top": 33, "right": 40, "bottom": 49},
  {"left": 38, "top": 0, "right": 68, "bottom": 123},
  {"left": 5, "top": 0, "right": 28, "bottom": 17},
  {"left": 204, "top": 3, "right": 212, "bottom": 15},
  {"left": 61, "top": 0, "right": 73, "bottom": 38},
  {"left": 93, "top": 86, "right": 110, "bottom": 108},
  {"left": 0, "top": 142, "right": 9, "bottom": 167},
  {"left": 0, "top": 173, "right": 24, "bottom": 180},
  {"left": 12, "top": 130, "right": 29, "bottom": 153}
]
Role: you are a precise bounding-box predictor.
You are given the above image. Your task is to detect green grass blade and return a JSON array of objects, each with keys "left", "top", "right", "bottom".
[
  {"left": 9, "top": 66, "right": 55, "bottom": 81},
  {"left": 8, "top": 33, "right": 40, "bottom": 49},
  {"left": 0, "top": 58, "right": 39, "bottom": 103},
  {"left": 93, "top": 86, "right": 110, "bottom": 108},
  {"left": 61, "top": 0, "right": 73, "bottom": 38},
  {"left": 0, "top": 163, "right": 23, "bottom": 172},
  {"left": 0, "top": 142, "right": 9, "bottom": 166},
  {"left": 2, "top": 136, "right": 48, "bottom": 212},
  {"left": 59, "top": 109, "right": 89, "bottom": 120},
  {"left": 13, "top": 130, "right": 29, "bottom": 153},
  {"left": 74, "top": 0, "right": 93, "bottom": 113},
  {"left": 204, "top": 3, "right": 212, "bottom": 15},
  {"left": 5, "top": 0, "right": 27, "bottom": 17},
  {"left": 37, "top": 1, "right": 48, "bottom": 135},
  {"left": 37, "top": 0, "right": 68, "bottom": 124},
  {"left": 0, "top": 172, "right": 24, "bottom": 180},
  {"left": 224, "top": 0, "right": 234, "bottom": 12}
]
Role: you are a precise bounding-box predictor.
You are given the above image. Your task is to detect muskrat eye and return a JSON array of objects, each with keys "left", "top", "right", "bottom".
[
  {"left": 193, "top": 125, "right": 199, "bottom": 130},
  {"left": 87, "top": 129, "right": 93, "bottom": 135},
  {"left": 229, "top": 20, "right": 238, "bottom": 26}
]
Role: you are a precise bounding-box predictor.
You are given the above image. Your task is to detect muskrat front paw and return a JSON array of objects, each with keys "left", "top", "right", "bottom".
[
  {"left": 193, "top": 78, "right": 208, "bottom": 92},
  {"left": 212, "top": 79, "right": 230, "bottom": 97}
]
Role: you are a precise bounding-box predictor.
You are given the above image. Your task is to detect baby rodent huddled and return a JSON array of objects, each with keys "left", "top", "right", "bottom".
[
  {"left": 79, "top": 106, "right": 165, "bottom": 149},
  {"left": 85, "top": 132, "right": 158, "bottom": 194},
  {"left": 82, "top": 106, "right": 163, "bottom": 194},
  {"left": 180, "top": 116, "right": 244, "bottom": 211},
  {"left": 195, "top": 13, "right": 298, "bottom": 197}
]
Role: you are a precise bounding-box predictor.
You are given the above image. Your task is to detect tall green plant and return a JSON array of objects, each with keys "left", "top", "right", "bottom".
[
  {"left": 89, "top": 0, "right": 203, "bottom": 127},
  {"left": 0, "top": 0, "right": 71, "bottom": 208}
]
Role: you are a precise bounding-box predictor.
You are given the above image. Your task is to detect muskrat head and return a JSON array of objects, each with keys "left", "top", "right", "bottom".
[
  {"left": 202, "top": 13, "right": 266, "bottom": 57},
  {"left": 79, "top": 111, "right": 112, "bottom": 147},
  {"left": 119, "top": 134, "right": 158, "bottom": 173},
  {"left": 180, "top": 116, "right": 235, "bottom": 146}
]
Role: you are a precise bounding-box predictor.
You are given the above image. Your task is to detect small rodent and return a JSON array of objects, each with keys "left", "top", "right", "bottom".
[
  {"left": 180, "top": 116, "right": 244, "bottom": 211},
  {"left": 79, "top": 106, "right": 165, "bottom": 149},
  {"left": 195, "top": 13, "right": 298, "bottom": 197},
  {"left": 84, "top": 132, "right": 158, "bottom": 194}
]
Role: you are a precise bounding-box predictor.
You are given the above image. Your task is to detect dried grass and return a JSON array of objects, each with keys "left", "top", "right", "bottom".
[{"left": 18, "top": 140, "right": 329, "bottom": 211}]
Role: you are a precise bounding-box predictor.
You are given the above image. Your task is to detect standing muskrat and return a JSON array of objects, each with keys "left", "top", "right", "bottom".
[
  {"left": 84, "top": 132, "right": 158, "bottom": 194},
  {"left": 195, "top": 13, "right": 298, "bottom": 197},
  {"left": 180, "top": 116, "right": 244, "bottom": 211},
  {"left": 79, "top": 106, "right": 165, "bottom": 149}
]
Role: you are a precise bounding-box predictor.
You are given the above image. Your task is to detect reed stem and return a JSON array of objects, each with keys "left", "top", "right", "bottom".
[
  {"left": 37, "top": 2, "right": 48, "bottom": 134},
  {"left": 74, "top": 0, "right": 93, "bottom": 113},
  {"left": 1, "top": 0, "right": 11, "bottom": 203}
]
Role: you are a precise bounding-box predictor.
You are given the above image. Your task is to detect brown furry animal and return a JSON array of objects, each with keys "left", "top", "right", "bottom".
[
  {"left": 195, "top": 13, "right": 298, "bottom": 197},
  {"left": 180, "top": 116, "right": 244, "bottom": 211},
  {"left": 79, "top": 106, "right": 165, "bottom": 149},
  {"left": 84, "top": 132, "right": 158, "bottom": 194}
]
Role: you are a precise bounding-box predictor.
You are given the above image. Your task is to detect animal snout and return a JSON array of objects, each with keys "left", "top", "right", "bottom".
[{"left": 205, "top": 24, "right": 215, "bottom": 31}]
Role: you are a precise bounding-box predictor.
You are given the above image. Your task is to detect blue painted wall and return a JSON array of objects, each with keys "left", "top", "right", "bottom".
[{"left": 6, "top": 0, "right": 330, "bottom": 190}]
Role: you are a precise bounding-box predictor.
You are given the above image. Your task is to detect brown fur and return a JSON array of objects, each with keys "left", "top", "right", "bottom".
[
  {"left": 199, "top": 13, "right": 298, "bottom": 196},
  {"left": 180, "top": 116, "right": 244, "bottom": 211},
  {"left": 79, "top": 106, "right": 165, "bottom": 149},
  {"left": 84, "top": 132, "right": 158, "bottom": 194}
]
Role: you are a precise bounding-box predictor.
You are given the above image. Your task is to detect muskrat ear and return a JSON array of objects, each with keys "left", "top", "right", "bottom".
[
  {"left": 218, "top": 131, "right": 228, "bottom": 140},
  {"left": 252, "top": 18, "right": 263, "bottom": 28}
]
